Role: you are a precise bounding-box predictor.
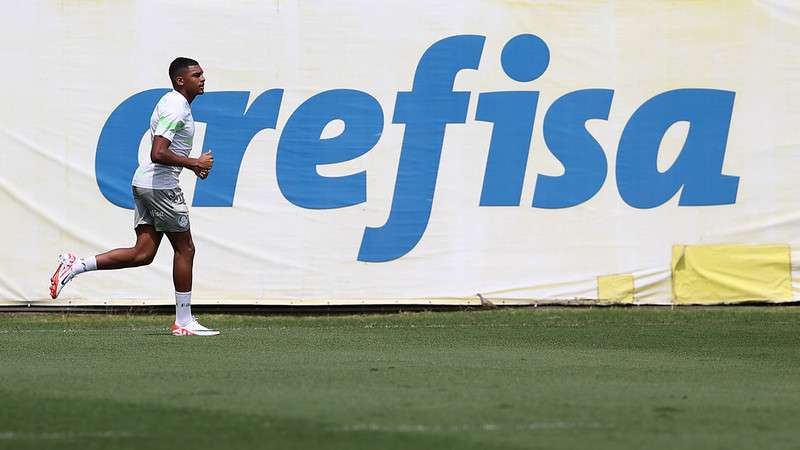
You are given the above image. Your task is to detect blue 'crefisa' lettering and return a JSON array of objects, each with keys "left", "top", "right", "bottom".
[
  {"left": 358, "top": 34, "right": 486, "bottom": 262},
  {"left": 94, "top": 34, "right": 739, "bottom": 263},
  {"left": 96, "top": 89, "right": 282, "bottom": 209},
  {"left": 533, "top": 89, "right": 614, "bottom": 208},
  {"left": 96, "top": 88, "right": 168, "bottom": 209},
  {"left": 616, "top": 89, "right": 738, "bottom": 208},
  {"left": 192, "top": 90, "right": 283, "bottom": 206},
  {"left": 277, "top": 89, "right": 383, "bottom": 209},
  {"left": 476, "top": 34, "right": 550, "bottom": 207}
]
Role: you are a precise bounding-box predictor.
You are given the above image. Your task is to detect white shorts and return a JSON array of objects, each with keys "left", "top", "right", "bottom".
[{"left": 132, "top": 186, "right": 190, "bottom": 233}]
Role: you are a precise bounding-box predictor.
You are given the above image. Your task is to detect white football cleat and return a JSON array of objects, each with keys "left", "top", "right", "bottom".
[
  {"left": 171, "top": 317, "right": 220, "bottom": 336},
  {"left": 50, "top": 253, "right": 77, "bottom": 299}
]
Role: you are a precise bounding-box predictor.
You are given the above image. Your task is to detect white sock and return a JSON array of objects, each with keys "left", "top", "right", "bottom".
[
  {"left": 175, "top": 291, "right": 192, "bottom": 325},
  {"left": 71, "top": 256, "right": 97, "bottom": 276}
]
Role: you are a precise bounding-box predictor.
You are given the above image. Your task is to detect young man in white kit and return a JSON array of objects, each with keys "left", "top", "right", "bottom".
[{"left": 50, "top": 57, "right": 219, "bottom": 336}]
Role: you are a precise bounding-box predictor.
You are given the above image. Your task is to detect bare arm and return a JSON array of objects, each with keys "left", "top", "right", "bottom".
[{"left": 150, "top": 136, "right": 213, "bottom": 178}]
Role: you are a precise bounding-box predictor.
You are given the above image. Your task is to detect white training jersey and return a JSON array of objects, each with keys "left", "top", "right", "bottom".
[{"left": 131, "top": 90, "right": 195, "bottom": 189}]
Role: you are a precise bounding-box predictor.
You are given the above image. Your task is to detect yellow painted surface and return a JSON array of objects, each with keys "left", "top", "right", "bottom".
[
  {"left": 597, "top": 274, "right": 635, "bottom": 304},
  {"left": 671, "top": 245, "right": 792, "bottom": 304}
]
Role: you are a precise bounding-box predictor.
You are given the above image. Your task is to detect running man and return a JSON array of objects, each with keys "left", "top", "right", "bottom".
[{"left": 50, "top": 57, "right": 219, "bottom": 336}]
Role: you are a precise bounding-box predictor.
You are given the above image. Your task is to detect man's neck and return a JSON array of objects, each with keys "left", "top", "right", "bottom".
[{"left": 174, "top": 87, "right": 195, "bottom": 104}]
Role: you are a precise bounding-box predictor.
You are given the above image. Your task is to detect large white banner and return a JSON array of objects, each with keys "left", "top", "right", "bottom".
[{"left": 2, "top": 1, "right": 799, "bottom": 305}]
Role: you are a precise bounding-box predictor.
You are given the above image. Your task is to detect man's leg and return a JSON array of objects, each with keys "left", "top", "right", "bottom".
[
  {"left": 166, "top": 230, "right": 195, "bottom": 326},
  {"left": 165, "top": 229, "right": 194, "bottom": 292},
  {"left": 164, "top": 230, "right": 217, "bottom": 335},
  {"left": 50, "top": 225, "right": 163, "bottom": 299},
  {"left": 95, "top": 225, "right": 164, "bottom": 269}
]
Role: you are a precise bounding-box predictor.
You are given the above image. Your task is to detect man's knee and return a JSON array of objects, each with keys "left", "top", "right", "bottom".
[
  {"left": 168, "top": 231, "right": 195, "bottom": 260},
  {"left": 133, "top": 250, "right": 157, "bottom": 266},
  {"left": 181, "top": 241, "right": 196, "bottom": 260},
  {"left": 131, "top": 243, "right": 158, "bottom": 266}
]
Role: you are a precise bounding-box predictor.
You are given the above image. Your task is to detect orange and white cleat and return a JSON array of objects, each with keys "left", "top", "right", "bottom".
[
  {"left": 50, "top": 253, "right": 77, "bottom": 299},
  {"left": 171, "top": 317, "right": 220, "bottom": 336}
]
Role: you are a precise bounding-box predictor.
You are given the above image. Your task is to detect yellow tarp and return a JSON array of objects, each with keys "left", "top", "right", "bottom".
[
  {"left": 597, "top": 274, "right": 635, "bottom": 304},
  {"left": 671, "top": 245, "right": 792, "bottom": 304}
]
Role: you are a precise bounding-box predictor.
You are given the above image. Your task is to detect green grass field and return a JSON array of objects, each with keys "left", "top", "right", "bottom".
[{"left": 1, "top": 307, "right": 799, "bottom": 450}]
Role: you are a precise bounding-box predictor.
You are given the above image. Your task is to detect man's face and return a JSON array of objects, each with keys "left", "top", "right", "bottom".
[{"left": 176, "top": 65, "right": 205, "bottom": 96}]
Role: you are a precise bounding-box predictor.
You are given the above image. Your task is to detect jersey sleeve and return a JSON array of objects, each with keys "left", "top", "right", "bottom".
[{"left": 153, "top": 97, "right": 187, "bottom": 142}]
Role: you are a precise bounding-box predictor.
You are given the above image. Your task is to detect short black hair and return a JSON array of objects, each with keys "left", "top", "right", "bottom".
[{"left": 168, "top": 57, "right": 199, "bottom": 85}]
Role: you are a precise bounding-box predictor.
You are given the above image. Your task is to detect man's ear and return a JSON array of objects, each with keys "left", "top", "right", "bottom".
[{"left": 175, "top": 75, "right": 184, "bottom": 87}]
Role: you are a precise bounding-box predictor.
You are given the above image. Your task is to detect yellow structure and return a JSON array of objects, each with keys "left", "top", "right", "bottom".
[
  {"left": 597, "top": 274, "right": 635, "bottom": 304},
  {"left": 671, "top": 245, "right": 791, "bottom": 304}
]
